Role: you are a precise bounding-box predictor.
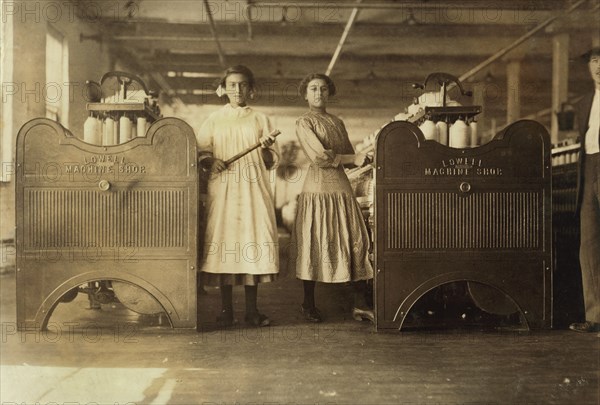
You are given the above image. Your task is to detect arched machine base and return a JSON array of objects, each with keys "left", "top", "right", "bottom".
[
  {"left": 27, "top": 273, "right": 176, "bottom": 330},
  {"left": 373, "top": 120, "right": 552, "bottom": 331},
  {"left": 391, "top": 276, "right": 528, "bottom": 331}
]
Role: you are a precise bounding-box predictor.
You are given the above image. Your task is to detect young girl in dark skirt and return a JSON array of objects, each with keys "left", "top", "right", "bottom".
[{"left": 291, "top": 73, "right": 374, "bottom": 323}]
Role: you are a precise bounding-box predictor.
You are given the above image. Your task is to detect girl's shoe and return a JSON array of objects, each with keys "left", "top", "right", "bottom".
[
  {"left": 569, "top": 321, "right": 600, "bottom": 333},
  {"left": 216, "top": 309, "right": 238, "bottom": 328},
  {"left": 245, "top": 312, "right": 271, "bottom": 327},
  {"left": 300, "top": 305, "right": 323, "bottom": 323},
  {"left": 352, "top": 307, "right": 375, "bottom": 323}
]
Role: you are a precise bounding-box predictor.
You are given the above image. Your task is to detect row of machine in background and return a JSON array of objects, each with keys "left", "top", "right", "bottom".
[
  {"left": 551, "top": 141, "right": 580, "bottom": 166},
  {"left": 82, "top": 71, "right": 162, "bottom": 145}
]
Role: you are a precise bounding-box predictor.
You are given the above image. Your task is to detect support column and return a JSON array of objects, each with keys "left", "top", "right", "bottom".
[
  {"left": 551, "top": 33, "right": 569, "bottom": 144},
  {"left": 506, "top": 60, "right": 521, "bottom": 124}
]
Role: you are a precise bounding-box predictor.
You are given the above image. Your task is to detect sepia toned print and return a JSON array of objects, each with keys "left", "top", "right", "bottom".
[{"left": 1, "top": 1, "right": 599, "bottom": 404}]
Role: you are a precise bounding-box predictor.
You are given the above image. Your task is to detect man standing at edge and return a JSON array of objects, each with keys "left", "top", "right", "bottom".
[{"left": 570, "top": 46, "right": 600, "bottom": 335}]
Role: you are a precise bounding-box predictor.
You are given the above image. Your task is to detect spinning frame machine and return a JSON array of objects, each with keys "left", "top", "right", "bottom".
[
  {"left": 349, "top": 73, "right": 553, "bottom": 331},
  {"left": 15, "top": 72, "right": 199, "bottom": 330}
]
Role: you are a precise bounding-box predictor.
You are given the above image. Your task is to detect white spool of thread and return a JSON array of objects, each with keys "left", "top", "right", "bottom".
[
  {"left": 407, "top": 102, "right": 421, "bottom": 116},
  {"left": 137, "top": 117, "right": 147, "bottom": 137},
  {"left": 419, "top": 119, "right": 439, "bottom": 142},
  {"left": 99, "top": 115, "right": 105, "bottom": 143},
  {"left": 113, "top": 117, "right": 119, "bottom": 144},
  {"left": 436, "top": 121, "right": 448, "bottom": 146},
  {"left": 96, "top": 114, "right": 104, "bottom": 143},
  {"left": 103, "top": 116, "right": 115, "bottom": 145},
  {"left": 83, "top": 112, "right": 100, "bottom": 144},
  {"left": 449, "top": 118, "right": 470, "bottom": 148},
  {"left": 469, "top": 121, "right": 478, "bottom": 147},
  {"left": 119, "top": 115, "right": 132, "bottom": 143}
]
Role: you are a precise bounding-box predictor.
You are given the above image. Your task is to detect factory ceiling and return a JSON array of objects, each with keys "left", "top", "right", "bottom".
[{"left": 85, "top": 0, "right": 599, "bottom": 127}]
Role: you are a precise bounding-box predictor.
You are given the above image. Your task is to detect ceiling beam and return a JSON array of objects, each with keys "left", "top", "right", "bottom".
[
  {"left": 146, "top": 54, "right": 592, "bottom": 86},
  {"left": 252, "top": 1, "right": 573, "bottom": 11},
  {"left": 109, "top": 34, "right": 558, "bottom": 58},
  {"left": 112, "top": 1, "right": 598, "bottom": 26},
  {"left": 107, "top": 20, "right": 598, "bottom": 42},
  {"left": 164, "top": 76, "right": 592, "bottom": 104}
]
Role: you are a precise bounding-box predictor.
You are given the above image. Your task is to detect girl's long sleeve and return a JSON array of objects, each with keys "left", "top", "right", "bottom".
[{"left": 295, "top": 117, "right": 341, "bottom": 168}]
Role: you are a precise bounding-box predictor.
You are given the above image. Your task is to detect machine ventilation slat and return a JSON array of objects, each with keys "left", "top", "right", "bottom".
[
  {"left": 25, "top": 189, "right": 186, "bottom": 248},
  {"left": 386, "top": 192, "right": 540, "bottom": 250}
]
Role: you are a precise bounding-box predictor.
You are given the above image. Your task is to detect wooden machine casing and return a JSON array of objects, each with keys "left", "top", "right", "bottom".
[
  {"left": 374, "top": 120, "right": 552, "bottom": 330},
  {"left": 15, "top": 118, "right": 198, "bottom": 330}
]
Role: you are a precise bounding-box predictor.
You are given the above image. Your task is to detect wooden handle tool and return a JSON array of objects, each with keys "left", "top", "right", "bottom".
[{"left": 224, "top": 129, "right": 281, "bottom": 166}]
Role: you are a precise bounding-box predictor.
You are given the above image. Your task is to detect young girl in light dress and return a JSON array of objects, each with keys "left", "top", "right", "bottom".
[{"left": 197, "top": 65, "right": 278, "bottom": 327}]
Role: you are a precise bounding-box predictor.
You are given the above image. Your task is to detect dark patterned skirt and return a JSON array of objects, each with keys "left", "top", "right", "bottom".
[{"left": 290, "top": 191, "right": 373, "bottom": 283}]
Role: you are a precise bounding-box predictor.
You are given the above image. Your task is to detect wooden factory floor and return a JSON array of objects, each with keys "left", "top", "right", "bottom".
[{"left": 1, "top": 257, "right": 599, "bottom": 405}]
